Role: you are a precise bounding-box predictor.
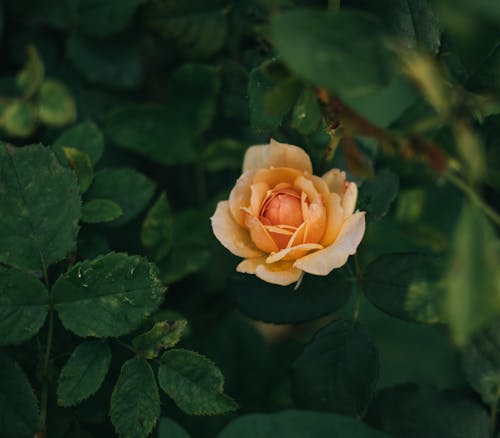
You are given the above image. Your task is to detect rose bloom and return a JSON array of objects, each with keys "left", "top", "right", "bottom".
[{"left": 211, "top": 139, "right": 366, "bottom": 286}]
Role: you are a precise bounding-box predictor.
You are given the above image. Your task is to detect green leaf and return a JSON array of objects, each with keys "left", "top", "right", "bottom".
[
  {"left": 158, "top": 348, "right": 238, "bottom": 415},
  {"left": 444, "top": 202, "right": 500, "bottom": 346},
  {"left": 357, "top": 169, "right": 399, "bottom": 221},
  {"left": 0, "top": 143, "right": 81, "bottom": 271},
  {"left": 54, "top": 119, "right": 104, "bottom": 165},
  {"left": 230, "top": 271, "right": 351, "bottom": 324},
  {"left": 57, "top": 340, "right": 112, "bottom": 407},
  {"left": 366, "top": 384, "right": 491, "bottom": 438},
  {"left": 63, "top": 147, "right": 93, "bottom": 193},
  {"left": 86, "top": 168, "right": 155, "bottom": 226},
  {"left": 67, "top": 33, "right": 142, "bottom": 90},
  {"left": 74, "top": 0, "right": 143, "bottom": 38},
  {"left": 292, "top": 320, "right": 379, "bottom": 416},
  {"left": 81, "top": 199, "right": 123, "bottom": 224},
  {"left": 144, "top": 0, "right": 227, "bottom": 58},
  {"left": 132, "top": 320, "right": 187, "bottom": 359},
  {"left": 1, "top": 100, "right": 37, "bottom": 137},
  {"left": 467, "top": 43, "right": 500, "bottom": 96},
  {"left": 110, "top": 358, "right": 160, "bottom": 438},
  {"left": 0, "top": 266, "right": 49, "bottom": 346},
  {"left": 218, "top": 410, "right": 389, "bottom": 438},
  {"left": 202, "top": 139, "right": 245, "bottom": 173},
  {"left": 0, "top": 352, "right": 39, "bottom": 438},
  {"left": 141, "top": 193, "right": 173, "bottom": 262},
  {"left": 37, "top": 79, "right": 77, "bottom": 127},
  {"left": 158, "top": 418, "right": 191, "bottom": 438},
  {"left": 363, "top": 252, "right": 443, "bottom": 323},
  {"left": 104, "top": 64, "right": 220, "bottom": 166},
  {"left": 272, "top": 10, "right": 391, "bottom": 99},
  {"left": 16, "top": 45, "right": 45, "bottom": 98},
  {"left": 52, "top": 252, "right": 165, "bottom": 337},
  {"left": 462, "top": 318, "right": 500, "bottom": 406},
  {"left": 158, "top": 242, "right": 211, "bottom": 285},
  {"left": 291, "top": 87, "right": 322, "bottom": 135},
  {"left": 248, "top": 61, "right": 302, "bottom": 132}
]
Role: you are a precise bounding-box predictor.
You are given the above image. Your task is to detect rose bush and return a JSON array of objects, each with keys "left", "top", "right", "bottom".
[{"left": 211, "top": 140, "right": 366, "bottom": 285}]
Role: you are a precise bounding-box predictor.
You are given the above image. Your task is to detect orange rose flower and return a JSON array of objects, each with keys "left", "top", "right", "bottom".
[{"left": 211, "top": 139, "right": 366, "bottom": 286}]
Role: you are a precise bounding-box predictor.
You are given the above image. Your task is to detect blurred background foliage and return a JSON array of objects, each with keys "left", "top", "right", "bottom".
[{"left": 0, "top": 0, "right": 500, "bottom": 437}]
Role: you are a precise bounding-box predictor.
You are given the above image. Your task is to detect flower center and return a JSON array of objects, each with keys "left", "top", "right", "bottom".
[{"left": 261, "top": 189, "right": 303, "bottom": 228}]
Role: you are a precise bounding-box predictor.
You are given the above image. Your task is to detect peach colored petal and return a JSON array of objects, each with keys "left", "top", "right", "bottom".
[
  {"left": 243, "top": 140, "right": 313, "bottom": 173},
  {"left": 246, "top": 214, "right": 280, "bottom": 253},
  {"left": 254, "top": 167, "right": 303, "bottom": 188},
  {"left": 211, "top": 201, "right": 263, "bottom": 258},
  {"left": 229, "top": 169, "right": 256, "bottom": 226},
  {"left": 266, "top": 243, "right": 323, "bottom": 263},
  {"left": 293, "top": 175, "right": 319, "bottom": 201},
  {"left": 311, "top": 175, "right": 330, "bottom": 201},
  {"left": 294, "top": 212, "right": 366, "bottom": 276},
  {"left": 342, "top": 182, "right": 358, "bottom": 218},
  {"left": 250, "top": 182, "right": 269, "bottom": 216},
  {"left": 303, "top": 196, "right": 327, "bottom": 244},
  {"left": 322, "top": 168, "right": 346, "bottom": 195},
  {"left": 237, "top": 257, "right": 303, "bottom": 286},
  {"left": 288, "top": 222, "right": 306, "bottom": 247},
  {"left": 321, "top": 193, "right": 344, "bottom": 246}
]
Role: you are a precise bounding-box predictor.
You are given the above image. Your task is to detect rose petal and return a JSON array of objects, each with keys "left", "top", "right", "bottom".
[
  {"left": 303, "top": 196, "right": 327, "bottom": 244},
  {"left": 342, "top": 182, "right": 358, "bottom": 218},
  {"left": 266, "top": 243, "right": 323, "bottom": 263},
  {"left": 246, "top": 214, "right": 280, "bottom": 253},
  {"left": 322, "top": 168, "right": 346, "bottom": 195},
  {"left": 211, "top": 201, "right": 263, "bottom": 258},
  {"left": 237, "top": 257, "right": 303, "bottom": 286},
  {"left": 243, "top": 139, "right": 313, "bottom": 173},
  {"left": 229, "top": 169, "right": 257, "bottom": 226},
  {"left": 254, "top": 167, "right": 303, "bottom": 188},
  {"left": 321, "top": 193, "right": 344, "bottom": 246},
  {"left": 294, "top": 175, "right": 320, "bottom": 201},
  {"left": 250, "top": 182, "right": 270, "bottom": 216},
  {"left": 294, "top": 212, "right": 366, "bottom": 276}
]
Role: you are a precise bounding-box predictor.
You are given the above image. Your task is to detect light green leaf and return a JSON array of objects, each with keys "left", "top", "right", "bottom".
[
  {"left": 444, "top": 202, "right": 500, "bottom": 346},
  {"left": 81, "top": 199, "right": 123, "bottom": 224},
  {"left": 141, "top": 193, "right": 173, "bottom": 263},
  {"left": 363, "top": 252, "right": 443, "bottom": 323},
  {"left": 292, "top": 320, "right": 379, "bottom": 416},
  {"left": 132, "top": 320, "right": 187, "bottom": 359},
  {"left": 54, "top": 119, "right": 104, "bottom": 165},
  {"left": 2, "top": 100, "right": 37, "bottom": 137},
  {"left": 158, "top": 418, "right": 191, "bottom": 438},
  {"left": 63, "top": 147, "right": 93, "bottom": 193},
  {"left": 86, "top": 168, "right": 155, "bottom": 226},
  {"left": 0, "top": 143, "right": 81, "bottom": 271},
  {"left": 158, "top": 348, "right": 238, "bottom": 415},
  {"left": 144, "top": 0, "right": 227, "bottom": 58},
  {"left": 462, "top": 318, "right": 500, "bottom": 407},
  {"left": 37, "top": 79, "right": 77, "bottom": 127},
  {"left": 110, "top": 358, "right": 160, "bottom": 438},
  {"left": 67, "top": 33, "right": 142, "bottom": 90},
  {"left": 218, "top": 410, "right": 389, "bottom": 438},
  {"left": 0, "top": 352, "right": 39, "bottom": 438},
  {"left": 57, "top": 340, "right": 111, "bottom": 407},
  {"left": 272, "top": 10, "right": 391, "bottom": 98},
  {"left": 16, "top": 45, "right": 45, "bottom": 98},
  {"left": 52, "top": 252, "right": 165, "bottom": 338},
  {"left": 0, "top": 266, "right": 49, "bottom": 346},
  {"left": 292, "top": 87, "right": 322, "bottom": 135},
  {"left": 103, "top": 64, "right": 220, "bottom": 166}
]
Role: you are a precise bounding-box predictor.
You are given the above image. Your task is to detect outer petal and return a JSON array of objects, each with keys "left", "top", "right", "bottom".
[
  {"left": 266, "top": 243, "right": 323, "bottom": 263},
  {"left": 342, "top": 182, "right": 358, "bottom": 218},
  {"left": 322, "top": 168, "right": 346, "bottom": 195},
  {"left": 321, "top": 193, "right": 344, "bottom": 246},
  {"left": 294, "top": 212, "right": 366, "bottom": 276},
  {"left": 211, "top": 201, "right": 263, "bottom": 258},
  {"left": 243, "top": 139, "right": 313, "bottom": 174},
  {"left": 229, "top": 169, "right": 256, "bottom": 226},
  {"left": 237, "top": 257, "right": 303, "bottom": 286}
]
